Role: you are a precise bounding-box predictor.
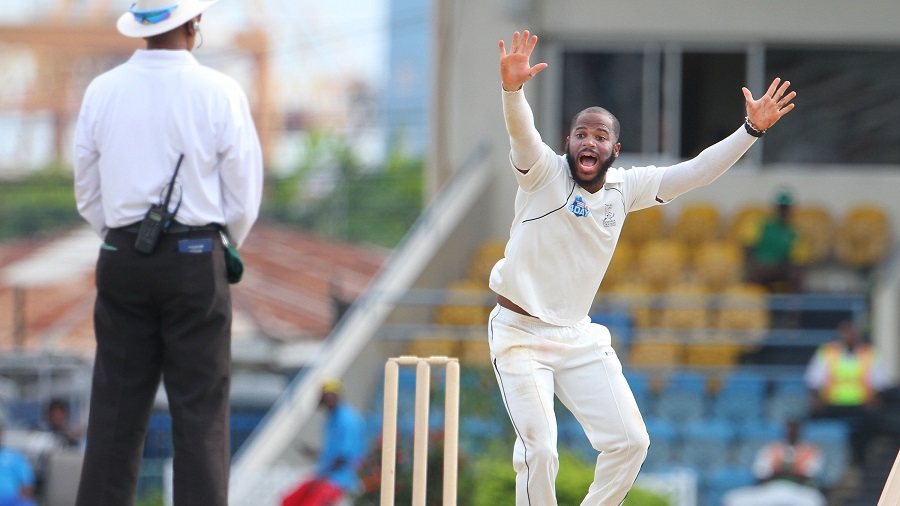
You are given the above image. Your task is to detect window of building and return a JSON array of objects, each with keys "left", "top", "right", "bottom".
[
  {"left": 764, "top": 47, "right": 900, "bottom": 165},
  {"left": 561, "top": 51, "right": 646, "bottom": 153},
  {"left": 558, "top": 45, "right": 900, "bottom": 167},
  {"left": 680, "top": 52, "right": 747, "bottom": 158}
]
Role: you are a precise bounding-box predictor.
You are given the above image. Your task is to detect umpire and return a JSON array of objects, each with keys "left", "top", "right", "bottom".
[{"left": 72, "top": 1, "right": 263, "bottom": 505}]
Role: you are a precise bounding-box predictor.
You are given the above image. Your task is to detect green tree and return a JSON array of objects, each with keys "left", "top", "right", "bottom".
[
  {"left": 263, "top": 130, "right": 423, "bottom": 248},
  {"left": 0, "top": 164, "right": 81, "bottom": 240}
]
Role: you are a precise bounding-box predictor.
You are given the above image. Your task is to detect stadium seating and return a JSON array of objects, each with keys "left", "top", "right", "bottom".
[
  {"left": 679, "top": 418, "right": 736, "bottom": 473},
  {"left": 628, "top": 334, "right": 684, "bottom": 367},
  {"left": 642, "top": 416, "right": 679, "bottom": 471},
  {"left": 433, "top": 280, "right": 491, "bottom": 326},
  {"left": 407, "top": 198, "right": 879, "bottom": 504},
  {"left": 712, "top": 283, "right": 770, "bottom": 335},
  {"left": 711, "top": 371, "right": 767, "bottom": 426},
  {"left": 466, "top": 240, "right": 506, "bottom": 284},
  {"left": 619, "top": 205, "right": 666, "bottom": 246},
  {"left": 693, "top": 240, "right": 745, "bottom": 292},
  {"left": 636, "top": 239, "right": 688, "bottom": 291},
  {"left": 671, "top": 203, "right": 721, "bottom": 250},
  {"left": 734, "top": 421, "right": 785, "bottom": 468},
  {"left": 790, "top": 205, "right": 834, "bottom": 266},
  {"left": 623, "top": 370, "right": 653, "bottom": 413},
  {"left": 766, "top": 375, "right": 811, "bottom": 424},
  {"left": 802, "top": 419, "right": 852, "bottom": 488},
  {"left": 599, "top": 240, "right": 636, "bottom": 291},
  {"left": 727, "top": 203, "right": 769, "bottom": 247},
  {"left": 659, "top": 282, "right": 711, "bottom": 330},
  {"left": 834, "top": 205, "right": 891, "bottom": 269},
  {"left": 655, "top": 371, "right": 707, "bottom": 424},
  {"left": 603, "top": 281, "right": 658, "bottom": 329},
  {"left": 704, "top": 466, "right": 756, "bottom": 506}
]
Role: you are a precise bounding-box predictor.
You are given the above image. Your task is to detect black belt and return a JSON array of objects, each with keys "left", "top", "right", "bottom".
[{"left": 117, "top": 222, "right": 221, "bottom": 234}]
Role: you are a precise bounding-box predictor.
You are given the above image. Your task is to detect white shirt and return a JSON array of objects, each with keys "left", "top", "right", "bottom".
[
  {"left": 74, "top": 49, "right": 263, "bottom": 247},
  {"left": 492, "top": 87, "right": 758, "bottom": 327},
  {"left": 489, "top": 144, "right": 666, "bottom": 326}
]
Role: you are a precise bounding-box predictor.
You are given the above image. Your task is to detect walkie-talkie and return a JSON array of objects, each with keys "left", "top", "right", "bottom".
[{"left": 135, "top": 154, "right": 184, "bottom": 254}]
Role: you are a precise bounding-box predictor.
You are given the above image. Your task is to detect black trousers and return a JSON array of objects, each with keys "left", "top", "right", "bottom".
[{"left": 76, "top": 228, "right": 232, "bottom": 506}]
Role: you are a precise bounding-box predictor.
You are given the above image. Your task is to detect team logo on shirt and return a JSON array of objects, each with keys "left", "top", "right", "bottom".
[
  {"left": 603, "top": 204, "right": 616, "bottom": 227},
  {"left": 568, "top": 196, "right": 590, "bottom": 217}
]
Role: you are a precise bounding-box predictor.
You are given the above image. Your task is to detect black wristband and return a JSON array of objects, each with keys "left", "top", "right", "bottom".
[{"left": 744, "top": 117, "right": 766, "bottom": 138}]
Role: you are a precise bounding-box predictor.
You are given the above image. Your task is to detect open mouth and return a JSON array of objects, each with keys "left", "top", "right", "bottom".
[{"left": 578, "top": 151, "right": 599, "bottom": 171}]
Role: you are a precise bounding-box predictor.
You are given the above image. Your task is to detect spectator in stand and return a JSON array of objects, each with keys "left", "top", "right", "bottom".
[
  {"left": 723, "top": 419, "right": 826, "bottom": 506},
  {"left": 281, "top": 378, "right": 366, "bottom": 506},
  {"left": 745, "top": 187, "right": 803, "bottom": 293},
  {"left": 806, "top": 320, "right": 889, "bottom": 464},
  {"left": 41, "top": 399, "right": 80, "bottom": 450},
  {"left": 0, "top": 421, "right": 37, "bottom": 506},
  {"left": 32, "top": 399, "right": 81, "bottom": 501}
]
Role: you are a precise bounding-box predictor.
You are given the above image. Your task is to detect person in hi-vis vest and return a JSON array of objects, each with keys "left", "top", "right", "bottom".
[{"left": 805, "top": 320, "right": 890, "bottom": 464}]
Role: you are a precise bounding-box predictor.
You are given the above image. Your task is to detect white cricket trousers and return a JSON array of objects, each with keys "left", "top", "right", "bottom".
[{"left": 488, "top": 305, "right": 649, "bottom": 506}]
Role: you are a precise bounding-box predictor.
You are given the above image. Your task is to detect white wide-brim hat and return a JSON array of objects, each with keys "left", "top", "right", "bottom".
[{"left": 117, "top": 0, "right": 220, "bottom": 38}]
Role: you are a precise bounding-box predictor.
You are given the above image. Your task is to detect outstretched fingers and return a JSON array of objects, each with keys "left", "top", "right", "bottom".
[
  {"left": 524, "top": 32, "right": 539, "bottom": 56},
  {"left": 744, "top": 78, "right": 797, "bottom": 130},
  {"left": 766, "top": 77, "right": 782, "bottom": 99},
  {"left": 499, "top": 30, "right": 548, "bottom": 89}
]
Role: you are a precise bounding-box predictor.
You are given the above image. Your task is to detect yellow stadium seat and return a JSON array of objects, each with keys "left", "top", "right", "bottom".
[
  {"left": 672, "top": 203, "right": 721, "bottom": 246},
  {"left": 434, "top": 280, "right": 492, "bottom": 326},
  {"left": 466, "top": 240, "right": 507, "bottom": 284},
  {"left": 628, "top": 335, "right": 684, "bottom": 367},
  {"left": 636, "top": 239, "right": 688, "bottom": 291},
  {"left": 599, "top": 240, "right": 636, "bottom": 292},
  {"left": 602, "top": 282, "right": 659, "bottom": 328},
  {"left": 659, "top": 282, "right": 711, "bottom": 330},
  {"left": 406, "top": 335, "right": 461, "bottom": 358},
  {"left": 620, "top": 206, "right": 666, "bottom": 246},
  {"left": 834, "top": 205, "right": 891, "bottom": 269},
  {"left": 790, "top": 205, "right": 833, "bottom": 266},
  {"left": 694, "top": 240, "right": 744, "bottom": 291},
  {"left": 713, "top": 283, "right": 770, "bottom": 333},
  {"left": 727, "top": 204, "right": 769, "bottom": 247},
  {"left": 460, "top": 339, "right": 491, "bottom": 365},
  {"left": 684, "top": 342, "right": 745, "bottom": 367}
]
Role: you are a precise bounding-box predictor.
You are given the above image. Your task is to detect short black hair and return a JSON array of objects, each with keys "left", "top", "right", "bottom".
[
  {"left": 570, "top": 107, "right": 621, "bottom": 141},
  {"left": 47, "top": 398, "right": 69, "bottom": 413}
]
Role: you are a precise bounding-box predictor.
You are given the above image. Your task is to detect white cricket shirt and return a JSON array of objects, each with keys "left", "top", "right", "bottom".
[
  {"left": 74, "top": 49, "right": 263, "bottom": 247},
  {"left": 489, "top": 144, "right": 666, "bottom": 327}
]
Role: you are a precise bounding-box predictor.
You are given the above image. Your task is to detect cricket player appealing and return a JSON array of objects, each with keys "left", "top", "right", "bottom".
[{"left": 488, "top": 30, "right": 795, "bottom": 505}]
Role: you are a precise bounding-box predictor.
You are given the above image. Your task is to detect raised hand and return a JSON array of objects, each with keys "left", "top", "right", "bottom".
[
  {"left": 743, "top": 78, "right": 796, "bottom": 131},
  {"left": 499, "top": 30, "right": 548, "bottom": 92}
]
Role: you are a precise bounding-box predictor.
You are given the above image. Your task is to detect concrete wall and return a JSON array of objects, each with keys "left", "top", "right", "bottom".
[{"left": 537, "top": 1, "right": 900, "bottom": 44}]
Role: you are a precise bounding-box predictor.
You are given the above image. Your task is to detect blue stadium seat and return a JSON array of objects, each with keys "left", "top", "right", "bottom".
[
  {"left": 767, "top": 376, "right": 811, "bottom": 423},
  {"left": 624, "top": 371, "right": 653, "bottom": 413},
  {"left": 705, "top": 466, "right": 756, "bottom": 506},
  {"left": 666, "top": 371, "right": 707, "bottom": 393},
  {"left": 680, "top": 418, "right": 736, "bottom": 473},
  {"left": 719, "top": 370, "right": 767, "bottom": 395},
  {"left": 643, "top": 416, "right": 679, "bottom": 471},
  {"left": 712, "top": 371, "right": 767, "bottom": 425},
  {"left": 802, "top": 420, "right": 851, "bottom": 488},
  {"left": 656, "top": 372, "right": 708, "bottom": 423},
  {"left": 656, "top": 390, "right": 706, "bottom": 424},
  {"left": 734, "top": 421, "right": 785, "bottom": 468},
  {"left": 655, "top": 371, "right": 708, "bottom": 424}
]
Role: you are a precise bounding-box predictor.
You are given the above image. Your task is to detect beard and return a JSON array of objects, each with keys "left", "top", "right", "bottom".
[{"left": 565, "top": 147, "right": 617, "bottom": 188}]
